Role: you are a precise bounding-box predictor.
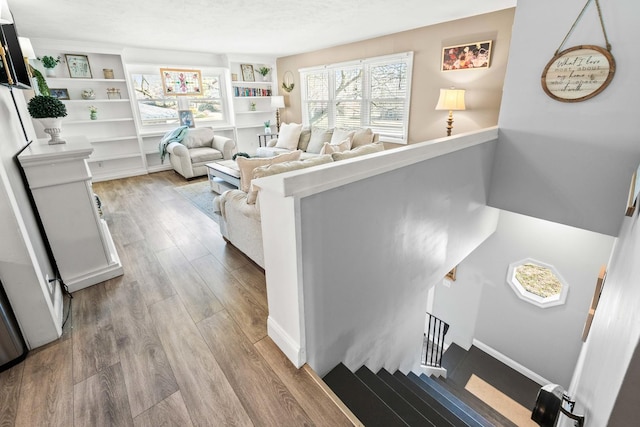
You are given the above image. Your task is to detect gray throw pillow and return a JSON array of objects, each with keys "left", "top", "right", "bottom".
[{"left": 306, "top": 128, "right": 334, "bottom": 154}]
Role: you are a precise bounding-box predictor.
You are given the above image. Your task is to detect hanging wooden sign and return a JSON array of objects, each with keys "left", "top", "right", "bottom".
[{"left": 541, "top": 44, "right": 615, "bottom": 102}]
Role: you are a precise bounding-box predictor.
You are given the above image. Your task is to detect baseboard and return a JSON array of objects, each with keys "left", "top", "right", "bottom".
[
  {"left": 472, "top": 339, "right": 551, "bottom": 386},
  {"left": 267, "top": 316, "right": 306, "bottom": 368}
]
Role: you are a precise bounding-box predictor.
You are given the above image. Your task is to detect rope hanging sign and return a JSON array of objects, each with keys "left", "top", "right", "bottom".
[{"left": 541, "top": 0, "right": 615, "bottom": 102}]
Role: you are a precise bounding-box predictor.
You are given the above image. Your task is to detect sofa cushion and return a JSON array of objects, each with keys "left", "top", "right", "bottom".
[
  {"left": 298, "top": 127, "right": 312, "bottom": 151},
  {"left": 236, "top": 150, "right": 302, "bottom": 192},
  {"left": 275, "top": 123, "right": 303, "bottom": 150},
  {"left": 331, "top": 142, "right": 384, "bottom": 161},
  {"left": 319, "top": 138, "right": 351, "bottom": 155},
  {"left": 182, "top": 127, "right": 214, "bottom": 148},
  {"left": 330, "top": 129, "right": 356, "bottom": 145},
  {"left": 306, "top": 128, "right": 334, "bottom": 154},
  {"left": 247, "top": 155, "right": 334, "bottom": 204},
  {"left": 189, "top": 147, "right": 223, "bottom": 163},
  {"left": 351, "top": 128, "right": 375, "bottom": 148}
]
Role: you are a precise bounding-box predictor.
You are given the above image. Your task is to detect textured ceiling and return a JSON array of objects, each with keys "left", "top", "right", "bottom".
[{"left": 9, "top": 0, "right": 516, "bottom": 57}]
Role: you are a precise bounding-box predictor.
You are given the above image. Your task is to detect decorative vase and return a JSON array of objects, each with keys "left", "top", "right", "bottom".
[
  {"left": 90, "top": 111, "right": 97, "bottom": 120},
  {"left": 262, "top": 74, "right": 269, "bottom": 82},
  {"left": 264, "top": 127, "right": 271, "bottom": 135},
  {"left": 82, "top": 89, "right": 95, "bottom": 100},
  {"left": 45, "top": 68, "right": 56, "bottom": 77},
  {"left": 37, "top": 117, "right": 65, "bottom": 144}
]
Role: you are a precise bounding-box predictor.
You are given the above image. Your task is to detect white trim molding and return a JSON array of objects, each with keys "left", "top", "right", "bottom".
[
  {"left": 267, "top": 316, "right": 306, "bottom": 368},
  {"left": 473, "top": 339, "right": 551, "bottom": 386}
]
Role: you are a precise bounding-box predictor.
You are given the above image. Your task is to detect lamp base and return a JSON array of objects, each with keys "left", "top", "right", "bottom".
[
  {"left": 276, "top": 109, "right": 281, "bottom": 132},
  {"left": 446, "top": 110, "right": 454, "bottom": 137}
]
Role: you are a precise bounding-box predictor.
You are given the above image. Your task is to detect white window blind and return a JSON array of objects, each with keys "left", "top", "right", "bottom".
[{"left": 301, "top": 52, "right": 413, "bottom": 143}]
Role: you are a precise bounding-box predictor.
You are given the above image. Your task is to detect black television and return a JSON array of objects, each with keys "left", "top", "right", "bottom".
[{"left": 0, "top": 23, "right": 31, "bottom": 89}]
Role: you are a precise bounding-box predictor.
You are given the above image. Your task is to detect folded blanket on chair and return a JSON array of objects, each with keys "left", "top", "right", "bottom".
[{"left": 159, "top": 125, "right": 189, "bottom": 163}]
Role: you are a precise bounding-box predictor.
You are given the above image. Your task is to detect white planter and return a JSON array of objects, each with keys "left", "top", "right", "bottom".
[
  {"left": 45, "top": 68, "right": 56, "bottom": 77},
  {"left": 37, "top": 117, "right": 65, "bottom": 144}
]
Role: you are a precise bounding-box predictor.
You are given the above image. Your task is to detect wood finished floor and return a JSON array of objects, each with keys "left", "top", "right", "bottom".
[{"left": 0, "top": 171, "right": 352, "bottom": 427}]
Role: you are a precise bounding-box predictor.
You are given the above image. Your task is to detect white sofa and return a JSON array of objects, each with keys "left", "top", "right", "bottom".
[
  {"left": 255, "top": 124, "right": 379, "bottom": 160},
  {"left": 167, "top": 127, "right": 236, "bottom": 179},
  {"left": 218, "top": 143, "right": 385, "bottom": 268}
]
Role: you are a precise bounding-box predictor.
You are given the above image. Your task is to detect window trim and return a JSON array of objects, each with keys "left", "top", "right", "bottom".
[
  {"left": 506, "top": 258, "right": 570, "bottom": 309},
  {"left": 300, "top": 51, "right": 413, "bottom": 144}
]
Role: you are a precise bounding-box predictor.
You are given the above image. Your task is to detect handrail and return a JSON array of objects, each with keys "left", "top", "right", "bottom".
[{"left": 422, "top": 312, "right": 450, "bottom": 368}]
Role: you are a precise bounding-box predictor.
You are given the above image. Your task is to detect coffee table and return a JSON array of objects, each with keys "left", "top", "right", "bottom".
[{"left": 206, "top": 160, "right": 240, "bottom": 193}]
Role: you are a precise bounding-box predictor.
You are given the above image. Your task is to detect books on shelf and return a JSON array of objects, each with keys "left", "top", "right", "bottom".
[{"left": 233, "top": 86, "right": 272, "bottom": 97}]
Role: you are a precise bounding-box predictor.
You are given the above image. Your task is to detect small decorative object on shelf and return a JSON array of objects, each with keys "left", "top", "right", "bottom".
[
  {"left": 81, "top": 88, "right": 95, "bottom": 99},
  {"left": 88, "top": 105, "right": 98, "bottom": 120},
  {"left": 249, "top": 102, "right": 256, "bottom": 111},
  {"left": 264, "top": 120, "right": 271, "bottom": 134},
  {"left": 103, "top": 68, "right": 114, "bottom": 79},
  {"left": 65, "top": 53, "right": 92, "bottom": 78},
  {"left": 106, "top": 87, "right": 121, "bottom": 99},
  {"left": 49, "top": 88, "right": 70, "bottom": 100},
  {"left": 231, "top": 73, "right": 238, "bottom": 81},
  {"left": 257, "top": 66, "right": 270, "bottom": 81},
  {"left": 241, "top": 64, "right": 255, "bottom": 82},
  {"left": 37, "top": 55, "right": 62, "bottom": 77}
]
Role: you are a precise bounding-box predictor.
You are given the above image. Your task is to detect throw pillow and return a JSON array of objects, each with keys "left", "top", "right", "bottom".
[
  {"left": 236, "top": 150, "right": 302, "bottom": 193},
  {"left": 330, "top": 128, "right": 356, "bottom": 145},
  {"left": 319, "top": 138, "right": 351, "bottom": 155},
  {"left": 247, "top": 155, "right": 334, "bottom": 204},
  {"left": 351, "top": 128, "right": 374, "bottom": 148},
  {"left": 331, "top": 142, "right": 384, "bottom": 161},
  {"left": 297, "top": 127, "right": 312, "bottom": 151},
  {"left": 275, "top": 123, "right": 303, "bottom": 150},
  {"left": 182, "top": 127, "right": 214, "bottom": 148},
  {"left": 306, "top": 128, "right": 334, "bottom": 154}
]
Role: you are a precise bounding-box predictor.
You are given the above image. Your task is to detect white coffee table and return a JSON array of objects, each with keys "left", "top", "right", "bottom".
[{"left": 206, "top": 160, "right": 240, "bottom": 193}]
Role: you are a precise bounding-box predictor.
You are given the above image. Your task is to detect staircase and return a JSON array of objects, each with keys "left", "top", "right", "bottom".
[{"left": 323, "top": 363, "right": 517, "bottom": 426}]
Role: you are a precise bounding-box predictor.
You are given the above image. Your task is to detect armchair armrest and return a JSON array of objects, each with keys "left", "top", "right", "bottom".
[
  {"left": 212, "top": 135, "right": 237, "bottom": 160},
  {"left": 167, "top": 141, "right": 188, "bottom": 157}
]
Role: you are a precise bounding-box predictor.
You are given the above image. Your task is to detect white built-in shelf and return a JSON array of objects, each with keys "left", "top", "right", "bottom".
[
  {"left": 233, "top": 96, "right": 272, "bottom": 99},
  {"left": 47, "top": 78, "right": 127, "bottom": 83},
  {"left": 90, "top": 136, "right": 138, "bottom": 143},
  {"left": 232, "top": 80, "right": 272, "bottom": 85},
  {"left": 236, "top": 110, "right": 272, "bottom": 114},
  {"left": 63, "top": 99, "right": 130, "bottom": 104},
  {"left": 87, "top": 153, "right": 141, "bottom": 162},
  {"left": 66, "top": 118, "right": 134, "bottom": 124},
  {"left": 236, "top": 124, "right": 265, "bottom": 129}
]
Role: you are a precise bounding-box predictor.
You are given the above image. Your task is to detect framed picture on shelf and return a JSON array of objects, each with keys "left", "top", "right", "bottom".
[
  {"left": 178, "top": 110, "right": 195, "bottom": 128},
  {"left": 65, "top": 54, "right": 93, "bottom": 78},
  {"left": 441, "top": 40, "right": 492, "bottom": 71},
  {"left": 49, "top": 88, "right": 70, "bottom": 100},
  {"left": 240, "top": 64, "right": 255, "bottom": 82},
  {"left": 160, "top": 68, "right": 203, "bottom": 96}
]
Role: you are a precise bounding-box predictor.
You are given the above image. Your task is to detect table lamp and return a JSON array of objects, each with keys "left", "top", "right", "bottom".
[{"left": 435, "top": 88, "right": 466, "bottom": 136}]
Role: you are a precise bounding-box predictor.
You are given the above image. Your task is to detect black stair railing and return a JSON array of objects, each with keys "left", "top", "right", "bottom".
[{"left": 422, "top": 312, "right": 450, "bottom": 368}]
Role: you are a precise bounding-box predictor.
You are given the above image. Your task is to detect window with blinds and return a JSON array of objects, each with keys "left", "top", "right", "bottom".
[{"left": 300, "top": 52, "right": 413, "bottom": 144}]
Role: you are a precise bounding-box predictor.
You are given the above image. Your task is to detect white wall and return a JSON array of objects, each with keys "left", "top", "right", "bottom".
[
  {"left": 490, "top": 0, "right": 640, "bottom": 236},
  {"left": 0, "top": 86, "right": 62, "bottom": 347},
  {"left": 434, "top": 210, "right": 614, "bottom": 387}
]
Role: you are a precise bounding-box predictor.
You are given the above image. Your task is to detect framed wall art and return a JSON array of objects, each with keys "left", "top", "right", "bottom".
[
  {"left": 160, "top": 68, "right": 203, "bottom": 96},
  {"left": 65, "top": 54, "right": 92, "bottom": 78},
  {"left": 441, "top": 40, "right": 492, "bottom": 71},
  {"left": 49, "top": 88, "right": 70, "bottom": 100},
  {"left": 178, "top": 110, "right": 195, "bottom": 128},
  {"left": 240, "top": 64, "right": 255, "bottom": 82}
]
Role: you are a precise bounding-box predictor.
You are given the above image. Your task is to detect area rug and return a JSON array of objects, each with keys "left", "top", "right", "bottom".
[
  {"left": 174, "top": 180, "right": 220, "bottom": 222},
  {"left": 465, "top": 374, "right": 537, "bottom": 427}
]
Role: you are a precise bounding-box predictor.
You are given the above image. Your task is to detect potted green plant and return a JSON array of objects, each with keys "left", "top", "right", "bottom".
[
  {"left": 27, "top": 95, "right": 68, "bottom": 144},
  {"left": 257, "top": 66, "right": 271, "bottom": 81},
  {"left": 37, "top": 55, "right": 62, "bottom": 77},
  {"left": 264, "top": 120, "right": 271, "bottom": 135}
]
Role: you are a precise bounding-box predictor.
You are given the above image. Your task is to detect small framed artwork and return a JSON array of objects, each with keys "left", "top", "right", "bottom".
[
  {"left": 231, "top": 73, "right": 238, "bottom": 81},
  {"left": 65, "top": 54, "right": 93, "bottom": 78},
  {"left": 441, "top": 40, "right": 492, "bottom": 71},
  {"left": 49, "top": 88, "right": 70, "bottom": 100},
  {"left": 240, "top": 64, "right": 255, "bottom": 82},
  {"left": 445, "top": 266, "right": 457, "bottom": 281},
  {"left": 160, "top": 68, "right": 203, "bottom": 96},
  {"left": 178, "top": 110, "right": 195, "bottom": 128},
  {"left": 582, "top": 265, "right": 607, "bottom": 341}
]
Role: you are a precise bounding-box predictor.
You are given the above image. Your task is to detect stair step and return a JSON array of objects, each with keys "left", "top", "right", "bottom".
[
  {"left": 411, "top": 373, "right": 493, "bottom": 427},
  {"left": 323, "top": 363, "right": 407, "bottom": 426},
  {"left": 433, "top": 375, "right": 518, "bottom": 427},
  {"left": 376, "top": 369, "right": 456, "bottom": 426},
  {"left": 355, "top": 366, "right": 435, "bottom": 426}
]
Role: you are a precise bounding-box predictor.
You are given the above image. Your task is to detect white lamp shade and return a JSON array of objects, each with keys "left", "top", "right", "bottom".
[
  {"left": 435, "top": 88, "right": 466, "bottom": 111},
  {"left": 18, "top": 37, "right": 35, "bottom": 59},
  {"left": 271, "top": 95, "right": 285, "bottom": 109},
  {"left": 0, "top": 0, "right": 13, "bottom": 24}
]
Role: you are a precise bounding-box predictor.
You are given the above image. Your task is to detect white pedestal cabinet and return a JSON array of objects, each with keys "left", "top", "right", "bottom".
[{"left": 18, "top": 137, "right": 123, "bottom": 292}]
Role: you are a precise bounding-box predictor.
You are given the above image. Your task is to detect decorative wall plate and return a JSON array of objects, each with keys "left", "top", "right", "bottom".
[{"left": 541, "top": 45, "right": 615, "bottom": 102}]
